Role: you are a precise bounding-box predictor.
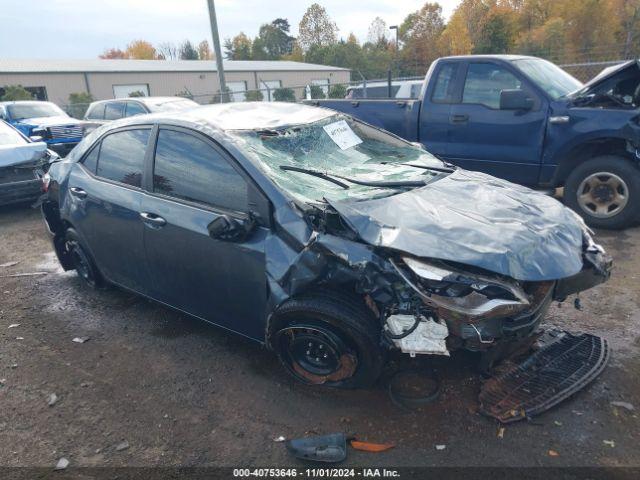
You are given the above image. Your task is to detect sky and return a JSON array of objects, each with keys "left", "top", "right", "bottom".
[{"left": 0, "top": 0, "right": 461, "bottom": 59}]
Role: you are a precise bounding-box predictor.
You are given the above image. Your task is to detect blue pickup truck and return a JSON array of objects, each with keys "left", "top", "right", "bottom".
[
  {"left": 0, "top": 101, "right": 85, "bottom": 156},
  {"left": 309, "top": 55, "right": 640, "bottom": 229}
]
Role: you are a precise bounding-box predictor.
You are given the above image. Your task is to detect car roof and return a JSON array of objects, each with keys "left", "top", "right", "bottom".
[
  {"left": 102, "top": 102, "right": 336, "bottom": 132},
  {"left": 437, "top": 54, "right": 536, "bottom": 62},
  {"left": 0, "top": 100, "right": 56, "bottom": 106},
  {"left": 90, "top": 96, "right": 192, "bottom": 106}
]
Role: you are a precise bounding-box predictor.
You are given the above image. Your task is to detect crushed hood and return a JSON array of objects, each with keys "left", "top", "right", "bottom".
[
  {"left": 572, "top": 60, "right": 640, "bottom": 98},
  {"left": 0, "top": 142, "right": 48, "bottom": 168},
  {"left": 327, "top": 169, "right": 585, "bottom": 282}
]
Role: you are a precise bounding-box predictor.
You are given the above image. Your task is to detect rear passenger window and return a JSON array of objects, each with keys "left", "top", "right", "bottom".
[
  {"left": 96, "top": 129, "right": 150, "bottom": 187},
  {"left": 125, "top": 102, "right": 146, "bottom": 117},
  {"left": 432, "top": 63, "right": 459, "bottom": 103},
  {"left": 153, "top": 129, "right": 247, "bottom": 212},
  {"left": 104, "top": 102, "right": 125, "bottom": 120},
  {"left": 82, "top": 144, "right": 100, "bottom": 173}
]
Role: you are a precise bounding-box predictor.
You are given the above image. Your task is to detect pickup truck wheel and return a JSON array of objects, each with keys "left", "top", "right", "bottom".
[
  {"left": 271, "top": 291, "right": 384, "bottom": 389},
  {"left": 564, "top": 155, "right": 640, "bottom": 229},
  {"left": 65, "top": 228, "right": 104, "bottom": 289}
]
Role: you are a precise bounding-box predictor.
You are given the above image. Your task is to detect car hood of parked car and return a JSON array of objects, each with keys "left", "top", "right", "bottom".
[
  {"left": 0, "top": 141, "right": 48, "bottom": 168},
  {"left": 14, "top": 115, "right": 79, "bottom": 127},
  {"left": 326, "top": 168, "right": 586, "bottom": 282}
]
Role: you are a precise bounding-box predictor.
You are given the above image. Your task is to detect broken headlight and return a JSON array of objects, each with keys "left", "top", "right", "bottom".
[{"left": 391, "top": 257, "right": 531, "bottom": 321}]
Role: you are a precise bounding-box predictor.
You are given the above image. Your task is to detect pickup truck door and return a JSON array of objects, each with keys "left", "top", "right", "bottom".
[{"left": 445, "top": 61, "right": 548, "bottom": 185}]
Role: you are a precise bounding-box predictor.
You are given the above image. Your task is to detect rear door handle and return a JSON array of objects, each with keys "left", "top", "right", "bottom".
[
  {"left": 69, "top": 187, "right": 87, "bottom": 199},
  {"left": 450, "top": 114, "right": 469, "bottom": 124},
  {"left": 139, "top": 212, "right": 166, "bottom": 228}
]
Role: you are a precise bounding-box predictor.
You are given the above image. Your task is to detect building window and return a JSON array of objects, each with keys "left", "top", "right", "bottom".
[
  {"left": 112, "top": 84, "right": 150, "bottom": 98},
  {"left": 226, "top": 81, "right": 247, "bottom": 102},
  {"left": 259, "top": 80, "right": 281, "bottom": 101}
]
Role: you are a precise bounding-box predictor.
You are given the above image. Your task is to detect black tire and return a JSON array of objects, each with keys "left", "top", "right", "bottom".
[
  {"left": 64, "top": 228, "right": 104, "bottom": 289},
  {"left": 271, "top": 290, "right": 385, "bottom": 389},
  {"left": 564, "top": 155, "right": 640, "bottom": 229}
]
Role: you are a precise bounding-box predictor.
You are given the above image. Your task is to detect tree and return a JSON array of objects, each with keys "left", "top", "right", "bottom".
[
  {"left": 179, "top": 40, "right": 199, "bottom": 60},
  {"left": 224, "top": 33, "right": 253, "bottom": 60},
  {"left": 328, "top": 84, "right": 347, "bottom": 98},
  {"left": 197, "top": 40, "right": 214, "bottom": 60},
  {"left": 1, "top": 85, "right": 34, "bottom": 101},
  {"left": 437, "top": 10, "right": 473, "bottom": 56},
  {"left": 559, "top": 0, "right": 616, "bottom": 61},
  {"left": 399, "top": 3, "right": 445, "bottom": 73},
  {"left": 99, "top": 48, "right": 128, "bottom": 59},
  {"left": 367, "top": 17, "right": 388, "bottom": 46},
  {"left": 474, "top": 5, "right": 518, "bottom": 54},
  {"left": 125, "top": 40, "right": 157, "bottom": 59},
  {"left": 309, "top": 85, "right": 326, "bottom": 99},
  {"left": 128, "top": 90, "right": 146, "bottom": 97},
  {"left": 613, "top": 0, "right": 640, "bottom": 58},
  {"left": 257, "top": 19, "right": 295, "bottom": 59},
  {"left": 298, "top": 3, "right": 338, "bottom": 51},
  {"left": 68, "top": 92, "right": 94, "bottom": 118},
  {"left": 245, "top": 90, "right": 264, "bottom": 101},
  {"left": 273, "top": 87, "right": 296, "bottom": 102},
  {"left": 157, "top": 42, "right": 179, "bottom": 60}
]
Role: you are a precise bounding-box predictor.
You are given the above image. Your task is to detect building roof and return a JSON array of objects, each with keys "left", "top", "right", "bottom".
[{"left": 0, "top": 59, "right": 349, "bottom": 74}]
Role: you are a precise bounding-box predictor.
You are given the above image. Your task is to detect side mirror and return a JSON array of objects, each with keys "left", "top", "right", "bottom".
[
  {"left": 30, "top": 135, "right": 44, "bottom": 142},
  {"left": 500, "top": 89, "right": 533, "bottom": 110},
  {"left": 207, "top": 214, "right": 256, "bottom": 242}
]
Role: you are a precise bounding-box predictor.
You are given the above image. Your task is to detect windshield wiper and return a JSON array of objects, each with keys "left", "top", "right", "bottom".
[
  {"left": 280, "top": 165, "right": 426, "bottom": 188},
  {"left": 380, "top": 161, "right": 455, "bottom": 173}
]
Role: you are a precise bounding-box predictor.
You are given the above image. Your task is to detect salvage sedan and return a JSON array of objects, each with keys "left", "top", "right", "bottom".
[
  {"left": 41, "top": 103, "right": 612, "bottom": 398},
  {"left": 0, "top": 120, "right": 56, "bottom": 206}
]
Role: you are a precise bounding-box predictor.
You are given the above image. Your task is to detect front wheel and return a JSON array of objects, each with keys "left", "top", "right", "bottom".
[
  {"left": 271, "top": 291, "right": 385, "bottom": 389},
  {"left": 564, "top": 155, "right": 640, "bottom": 229}
]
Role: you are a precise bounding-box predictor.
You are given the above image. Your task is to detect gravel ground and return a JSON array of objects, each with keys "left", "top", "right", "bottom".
[{"left": 0, "top": 204, "right": 639, "bottom": 469}]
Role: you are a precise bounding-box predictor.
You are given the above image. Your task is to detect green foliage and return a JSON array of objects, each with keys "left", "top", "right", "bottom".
[
  {"left": 179, "top": 40, "right": 199, "bottom": 60},
  {"left": 245, "top": 90, "right": 264, "bottom": 101},
  {"left": 128, "top": 91, "right": 146, "bottom": 98},
  {"left": 298, "top": 3, "right": 338, "bottom": 50},
  {"left": 328, "top": 84, "right": 347, "bottom": 99},
  {"left": 67, "top": 91, "right": 94, "bottom": 118},
  {"left": 1, "top": 85, "right": 33, "bottom": 101},
  {"left": 309, "top": 85, "right": 326, "bottom": 99},
  {"left": 273, "top": 87, "right": 296, "bottom": 102}
]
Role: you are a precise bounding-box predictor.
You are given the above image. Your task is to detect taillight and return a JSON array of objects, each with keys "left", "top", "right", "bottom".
[{"left": 42, "top": 172, "right": 51, "bottom": 192}]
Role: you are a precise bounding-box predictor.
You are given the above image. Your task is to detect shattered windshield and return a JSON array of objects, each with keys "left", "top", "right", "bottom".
[{"left": 229, "top": 114, "right": 447, "bottom": 203}]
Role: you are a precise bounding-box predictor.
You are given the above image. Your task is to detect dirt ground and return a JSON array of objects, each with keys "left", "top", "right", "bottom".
[{"left": 0, "top": 204, "right": 639, "bottom": 469}]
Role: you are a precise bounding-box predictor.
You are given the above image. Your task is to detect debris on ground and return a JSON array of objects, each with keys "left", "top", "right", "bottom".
[
  {"left": 8, "top": 324, "right": 20, "bottom": 328},
  {"left": 435, "top": 444, "right": 446, "bottom": 451},
  {"left": 0, "top": 271, "right": 48, "bottom": 278},
  {"left": 572, "top": 410, "right": 584, "bottom": 416},
  {"left": 54, "top": 457, "right": 69, "bottom": 470},
  {"left": 603, "top": 440, "right": 616, "bottom": 448},
  {"left": 0, "top": 261, "right": 19, "bottom": 268},
  {"left": 0, "top": 379, "right": 6, "bottom": 386},
  {"left": 47, "top": 393, "right": 58, "bottom": 406},
  {"left": 273, "top": 436, "right": 286, "bottom": 442},
  {"left": 72, "top": 337, "right": 90, "bottom": 344},
  {"left": 285, "top": 433, "right": 347, "bottom": 463},
  {"left": 115, "top": 441, "right": 130, "bottom": 451},
  {"left": 548, "top": 450, "right": 560, "bottom": 457},
  {"left": 497, "top": 427, "right": 505, "bottom": 439},
  {"left": 350, "top": 440, "right": 395, "bottom": 452},
  {"left": 15, "top": 337, "right": 23, "bottom": 340},
  {"left": 554, "top": 421, "right": 563, "bottom": 426},
  {"left": 610, "top": 401, "right": 634, "bottom": 411}
]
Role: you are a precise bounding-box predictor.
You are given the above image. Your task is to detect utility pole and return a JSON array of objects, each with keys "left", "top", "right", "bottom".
[
  {"left": 389, "top": 25, "right": 399, "bottom": 78},
  {"left": 206, "top": 0, "right": 228, "bottom": 102}
]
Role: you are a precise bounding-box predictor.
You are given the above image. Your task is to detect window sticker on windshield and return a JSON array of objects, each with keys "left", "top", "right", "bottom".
[{"left": 323, "top": 120, "right": 363, "bottom": 150}]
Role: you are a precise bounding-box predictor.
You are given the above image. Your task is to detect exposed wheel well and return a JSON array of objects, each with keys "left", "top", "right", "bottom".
[{"left": 553, "top": 138, "right": 633, "bottom": 187}]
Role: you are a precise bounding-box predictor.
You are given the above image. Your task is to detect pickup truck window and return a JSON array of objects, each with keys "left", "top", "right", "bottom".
[
  {"left": 230, "top": 115, "right": 445, "bottom": 203},
  {"left": 462, "top": 63, "right": 522, "bottom": 109},
  {"left": 6, "top": 102, "right": 67, "bottom": 121},
  {"left": 432, "top": 63, "right": 460, "bottom": 103},
  {"left": 511, "top": 58, "right": 582, "bottom": 100}
]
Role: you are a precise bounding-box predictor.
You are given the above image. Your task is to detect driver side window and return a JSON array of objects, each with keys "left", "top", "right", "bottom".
[{"left": 462, "top": 63, "right": 522, "bottom": 109}]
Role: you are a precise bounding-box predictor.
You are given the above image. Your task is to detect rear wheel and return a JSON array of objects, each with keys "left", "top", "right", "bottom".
[
  {"left": 564, "top": 155, "right": 640, "bottom": 229},
  {"left": 65, "top": 228, "right": 104, "bottom": 289},
  {"left": 271, "top": 290, "right": 385, "bottom": 389}
]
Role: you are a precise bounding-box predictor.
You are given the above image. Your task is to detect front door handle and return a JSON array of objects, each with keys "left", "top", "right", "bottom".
[
  {"left": 139, "top": 212, "right": 166, "bottom": 228},
  {"left": 450, "top": 114, "right": 469, "bottom": 124},
  {"left": 69, "top": 187, "right": 87, "bottom": 199}
]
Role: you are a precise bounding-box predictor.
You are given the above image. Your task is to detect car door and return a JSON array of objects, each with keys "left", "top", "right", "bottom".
[
  {"left": 446, "top": 61, "right": 548, "bottom": 184},
  {"left": 66, "top": 126, "right": 152, "bottom": 291},
  {"left": 140, "top": 126, "right": 269, "bottom": 341}
]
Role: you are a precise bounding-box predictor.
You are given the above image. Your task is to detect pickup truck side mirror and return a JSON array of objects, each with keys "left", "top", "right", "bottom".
[
  {"left": 208, "top": 213, "right": 256, "bottom": 242},
  {"left": 500, "top": 89, "right": 534, "bottom": 111},
  {"left": 30, "top": 135, "right": 44, "bottom": 142}
]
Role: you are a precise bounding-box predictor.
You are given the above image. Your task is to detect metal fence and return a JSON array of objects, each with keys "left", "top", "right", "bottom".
[{"left": 60, "top": 59, "right": 629, "bottom": 117}]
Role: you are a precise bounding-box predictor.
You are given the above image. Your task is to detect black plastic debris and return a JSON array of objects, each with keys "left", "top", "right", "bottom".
[
  {"left": 479, "top": 329, "right": 609, "bottom": 423},
  {"left": 285, "top": 433, "right": 347, "bottom": 463}
]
